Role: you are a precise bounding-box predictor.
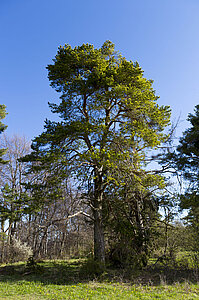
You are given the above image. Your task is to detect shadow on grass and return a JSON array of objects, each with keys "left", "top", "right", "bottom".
[
  {"left": 131, "top": 265, "right": 199, "bottom": 285},
  {"left": 0, "top": 260, "right": 85, "bottom": 285},
  {"left": 0, "top": 259, "right": 198, "bottom": 286}
]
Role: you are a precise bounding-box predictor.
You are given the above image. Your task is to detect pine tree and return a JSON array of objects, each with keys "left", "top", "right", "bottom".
[{"left": 24, "top": 41, "right": 171, "bottom": 263}]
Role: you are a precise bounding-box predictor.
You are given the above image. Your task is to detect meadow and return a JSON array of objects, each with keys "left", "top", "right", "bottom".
[{"left": 0, "top": 259, "right": 199, "bottom": 299}]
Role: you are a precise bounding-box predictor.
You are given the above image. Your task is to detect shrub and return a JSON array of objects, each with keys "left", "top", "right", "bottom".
[{"left": 10, "top": 238, "right": 33, "bottom": 262}]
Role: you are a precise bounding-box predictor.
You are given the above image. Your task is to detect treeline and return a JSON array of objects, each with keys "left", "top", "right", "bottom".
[
  {"left": 0, "top": 41, "right": 198, "bottom": 268},
  {"left": 0, "top": 135, "right": 93, "bottom": 262}
]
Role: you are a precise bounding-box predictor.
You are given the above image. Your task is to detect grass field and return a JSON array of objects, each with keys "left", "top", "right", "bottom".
[{"left": 0, "top": 259, "right": 199, "bottom": 299}]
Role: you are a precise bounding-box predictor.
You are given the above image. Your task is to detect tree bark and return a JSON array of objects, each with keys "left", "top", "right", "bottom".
[
  {"left": 93, "top": 205, "right": 105, "bottom": 263},
  {"left": 93, "top": 168, "right": 105, "bottom": 264}
]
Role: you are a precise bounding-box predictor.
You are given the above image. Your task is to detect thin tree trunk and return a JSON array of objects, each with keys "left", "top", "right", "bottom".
[{"left": 0, "top": 220, "right": 5, "bottom": 262}]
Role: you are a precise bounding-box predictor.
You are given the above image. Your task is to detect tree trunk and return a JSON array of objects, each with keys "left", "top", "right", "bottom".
[
  {"left": 93, "top": 168, "right": 105, "bottom": 264},
  {"left": 93, "top": 207, "right": 105, "bottom": 263},
  {"left": 0, "top": 220, "right": 5, "bottom": 263}
]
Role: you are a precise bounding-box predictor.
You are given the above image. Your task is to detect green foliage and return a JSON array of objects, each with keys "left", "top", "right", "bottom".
[
  {"left": 30, "top": 40, "right": 170, "bottom": 185},
  {"left": 176, "top": 104, "right": 199, "bottom": 186},
  {"left": 79, "top": 258, "right": 106, "bottom": 278},
  {"left": 170, "top": 105, "right": 199, "bottom": 240},
  {"left": 0, "top": 105, "right": 7, "bottom": 133},
  {"left": 0, "top": 183, "right": 30, "bottom": 224},
  {"left": 0, "top": 104, "right": 7, "bottom": 163},
  {"left": 106, "top": 188, "right": 157, "bottom": 268}
]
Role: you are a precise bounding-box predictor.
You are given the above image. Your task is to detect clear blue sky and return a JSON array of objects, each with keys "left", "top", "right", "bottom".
[{"left": 1, "top": 0, "right": 199, "bottom": 141}]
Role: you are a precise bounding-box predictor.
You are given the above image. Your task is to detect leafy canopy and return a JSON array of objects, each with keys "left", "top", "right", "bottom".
[{"left": 29, "top": 40, "right": 171, "bottom": 191}]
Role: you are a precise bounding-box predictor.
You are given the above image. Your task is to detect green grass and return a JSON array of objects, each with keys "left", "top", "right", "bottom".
[
  {"left": 0, "top": 259, "right": 199, "bottom": 299},
  {"left": 0, "top": 280, "right": 199, "bottom": 299}
]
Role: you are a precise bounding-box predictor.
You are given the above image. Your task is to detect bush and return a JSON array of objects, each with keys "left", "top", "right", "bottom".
[
  {"left": 79, "top": 258, "right": 106, "bottom": 278},
  {"left": 10, "top": 238, "right": 33, "bottom": 262}
]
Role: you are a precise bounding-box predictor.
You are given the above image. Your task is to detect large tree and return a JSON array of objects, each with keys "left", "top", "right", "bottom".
[
  {"left": 172, "top": 105, "right": 199, "bottom": 237},
  {"left": 26, "top": 41, "right": 171, "bottom": 263}
]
